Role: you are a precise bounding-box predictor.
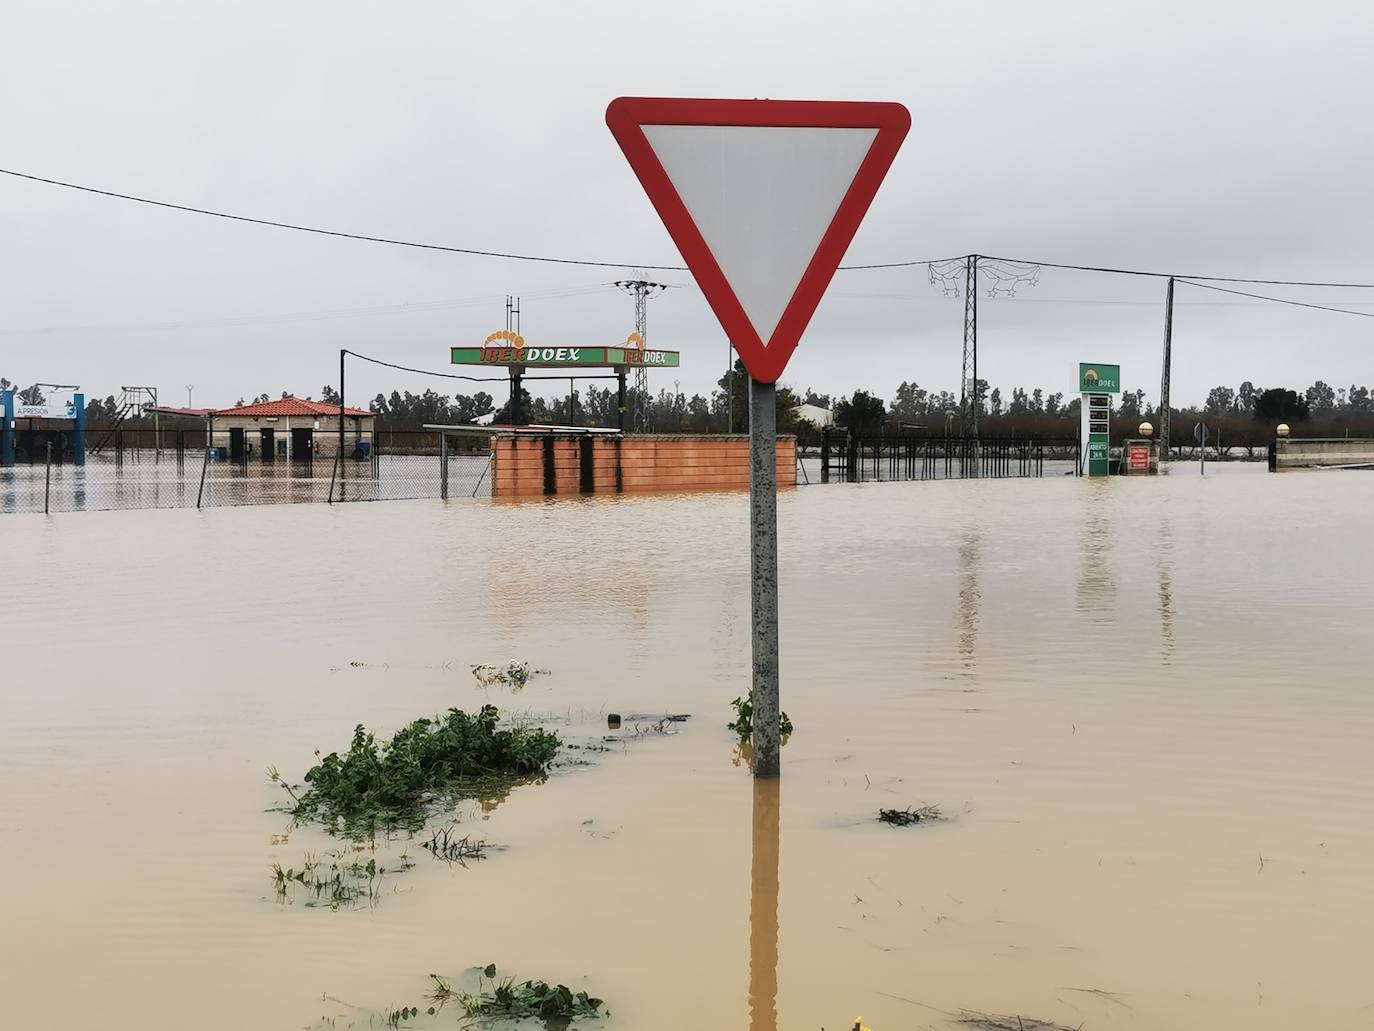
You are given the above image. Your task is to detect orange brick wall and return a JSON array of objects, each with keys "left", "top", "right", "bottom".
[{"left": 491, "top": 434, "right": 796, "bottom": 498}]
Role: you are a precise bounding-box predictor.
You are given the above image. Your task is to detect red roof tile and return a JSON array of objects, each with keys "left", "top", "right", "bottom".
[{"left": 211, "top": 398, "right": 373, "bottom": 418}]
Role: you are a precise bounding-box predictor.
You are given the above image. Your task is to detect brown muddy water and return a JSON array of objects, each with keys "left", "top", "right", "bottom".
[{"left": 3, "top": 466, "right": 1372, "bottom": 1031}]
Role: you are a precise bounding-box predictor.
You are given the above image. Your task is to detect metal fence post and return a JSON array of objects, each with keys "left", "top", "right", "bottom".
[
  {"left": 44, "top": 442, "right": 52, "bottom": 514},
  {"left": 440, "top": 431, "right": 449, "bottom": 501},
  {"left": 196, "top": 444, "right": 210, "bottom": 508}
]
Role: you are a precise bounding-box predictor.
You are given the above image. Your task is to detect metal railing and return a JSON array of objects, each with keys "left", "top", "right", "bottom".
[{"left": 816, "top": 429, "right": 1081, "bottom": 483}]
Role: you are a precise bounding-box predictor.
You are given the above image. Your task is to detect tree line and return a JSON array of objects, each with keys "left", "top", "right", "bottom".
[{"left": 10, "top": 371, "right": 1373, "bottom": 443}]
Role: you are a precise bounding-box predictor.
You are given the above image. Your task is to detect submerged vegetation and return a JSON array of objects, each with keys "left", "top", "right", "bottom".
[
  {"left": 314, "top": 968, "right": 606, "bottom": 1030},
  {"left": 957, "top": 1011, "right": 1080, "bottom": 1031},
  {"left": 271, "top": 849, "right": 413, "bottom": 909},
  {"left": 272, "top": 705, "right": 560, "bottom": 835},
  {"left": 878, "top": 805, "right": 942, "bottom": 827},
  {"left": 420, "top": 825, "right": 499, "bottom": 865},
  {"left": 728, "top": 693, "right": 794, "bottom": 741},
  {"left": 430, "top": 965, "right": 606, "bottom": 1025},
  {"left": 471, "top": 662, "right": 549, "bottom": 689}
]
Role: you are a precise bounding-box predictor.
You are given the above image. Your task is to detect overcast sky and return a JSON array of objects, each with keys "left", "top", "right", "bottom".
[{"left": 3, "top": 1, "right": 1372, "bottom": 411}]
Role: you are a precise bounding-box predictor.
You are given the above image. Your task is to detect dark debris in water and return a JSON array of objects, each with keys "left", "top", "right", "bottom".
[
  {"left": 471, "top": 661, "right": 550, "bottom": 689},
  {"left": 957, "top": 1011, "right": 1081, "bottom": 1031},
  {"left": 878, "top": 805, "right": 942, "bottom": 827}
]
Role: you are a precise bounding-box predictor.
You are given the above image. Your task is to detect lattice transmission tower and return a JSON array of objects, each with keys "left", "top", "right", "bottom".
[
  {"left": 928, "top": 255, "right": 1040, "bottom": 436},
  {"left": 614, "top": 273, "right": 667, "bottom": 431}
]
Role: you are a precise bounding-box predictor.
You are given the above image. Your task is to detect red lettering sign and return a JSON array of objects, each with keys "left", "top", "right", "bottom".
[{"left": 1129, "top": 445, "right": 1149, "bottom": 471}]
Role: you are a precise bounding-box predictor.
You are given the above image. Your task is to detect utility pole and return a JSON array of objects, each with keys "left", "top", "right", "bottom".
[
  {"left": 614, "top": 274, "right": 667, "bottom": 431},
  {"left": 339, "top": 349, "right": 346, "bottom": 462},
  {"left": 1159, "top": 276, "right": 1174, "bottom": 460},
  {"left": 506, "top": 295, "right": 523, "bottom": 425},
  {"left": 960, "top": 254, "right": 979, "bottom": 437}
]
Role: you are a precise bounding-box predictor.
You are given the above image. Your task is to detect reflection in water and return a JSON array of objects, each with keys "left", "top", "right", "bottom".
[
  {"left": 1157, "top": 519, "right": 1175, "bottom": 662},
  {"left": 748, "top": 777, "right": 780, "bottom": 1031},
  {"left": 956, "top": 531, "right": 981, "bottom": 671},
  {"left": 1075, "top": 489, "right": 1116, "bottom": 622}
]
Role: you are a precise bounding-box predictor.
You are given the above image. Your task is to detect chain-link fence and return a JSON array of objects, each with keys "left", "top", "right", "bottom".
[{"left": 0, "top": 428, "right": 492, "bottom": 515}]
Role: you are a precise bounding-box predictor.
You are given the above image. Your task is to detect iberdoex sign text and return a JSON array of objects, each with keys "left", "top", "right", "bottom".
[{"left": 482, "top": 347, "right": 582, "bottom": 363}]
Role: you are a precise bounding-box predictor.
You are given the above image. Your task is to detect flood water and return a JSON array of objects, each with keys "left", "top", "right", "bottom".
[
  {"left": 3, "top": 465, "right": 1372, "bottom": 1030},
  {"left": 0, "top": 452, "right": 491, "bottom": 513}
]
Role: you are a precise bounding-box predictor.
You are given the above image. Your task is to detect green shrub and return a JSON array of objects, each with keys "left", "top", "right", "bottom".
[
  {"left": 727, "top": 693, "right": 794, "bottom": 741},
  {"left": 280, "top": 705, "right": 560, "bottom": 834}
]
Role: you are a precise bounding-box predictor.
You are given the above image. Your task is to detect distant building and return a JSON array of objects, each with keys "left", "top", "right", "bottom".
[
  {"left": 208, "top": 398, "right": 375, "bottom": 461},
  {"left": 792, "top": 403, "right": 834, "bottom": 428}
]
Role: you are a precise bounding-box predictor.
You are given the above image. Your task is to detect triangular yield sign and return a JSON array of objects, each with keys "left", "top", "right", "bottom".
[{"left": 607, "top": 97, "right": 910, "bottom": 383}]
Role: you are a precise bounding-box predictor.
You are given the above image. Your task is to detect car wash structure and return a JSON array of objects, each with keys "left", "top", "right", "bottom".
[
  {"left": 1, "top": 386, "right": 86, "bottom": 466},
  {"left": 451, "top": 331, "right": 679, "bottom": 431},
  {"left": 1079, "top": 362, "right": 1119, "bottom": 477}
]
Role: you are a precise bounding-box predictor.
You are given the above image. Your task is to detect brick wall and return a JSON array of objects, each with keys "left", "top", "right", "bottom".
[{"left": 491, "top": 433, "right": 797, "bottom": 498}]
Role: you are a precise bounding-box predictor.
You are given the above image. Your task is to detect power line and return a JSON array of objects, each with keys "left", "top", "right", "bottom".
[
  {"left": 981, "top": 254, "right": 1374, "bottom": 289},
  {"left": 0, "top": 166, "right": 948, "bottom": 272},
  {"left": 344, "top": 349, "right": 510, "bottom": 383},
  {"left": 1176, "top": 279, "right": 1374, "bottom": 318},
  {"left": 8, "top": 166, "right": 1374, "bottom": 288},
  {"left": 0, "top": 167, "right": 686, "bottom": 271},
  {"left": 343, "top": 349, "right": 619, "bottom": 384}
]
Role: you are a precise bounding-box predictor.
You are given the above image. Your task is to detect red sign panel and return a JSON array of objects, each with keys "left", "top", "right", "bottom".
[
  {"left": 606, "top": 97, "right": 910, "bottom": 383},
  {"left": 1129, "top": 445, "right": 1150, "bottom": 471}
]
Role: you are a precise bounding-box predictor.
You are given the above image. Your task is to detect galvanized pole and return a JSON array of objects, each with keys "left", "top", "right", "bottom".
[
  {"left": 196, "top": 442, "right": 210, "bottom": 509},
  {"left": 339, "top": 349, "right": 346, "bottom": 462},
  {"left": 44, "top": 442, "right": 52, "bottom": 514},
  {"left": 440, "top": 431, "right": 449, "bottom": 500},
  {"left": 1160, "top": 277, "right": 1174, "bottom": 460},
  {"left": 749, "top": 376, "right": 780, "bottom": 778}
]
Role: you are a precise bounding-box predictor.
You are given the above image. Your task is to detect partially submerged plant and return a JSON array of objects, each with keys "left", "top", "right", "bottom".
[
  {"left": 446, "top": 965, "right": 605, "bottom": 1025},
  {"left": 728, "top": 694, "right": 793, "bottom": 741},
  {"left": 383, "top": 1006, "right": 420, "bottom": 1029},
  {"left": 271, "top": 849, "right": 413, "bottom": 910},
  {"left": 421, "top": 825, "right": 498, "bottom": 865},
  {"left": 472, "top": 662, "right": 549, "bottom": 689},
  {"left": 878, "top": 805, "right": 942, "bottom": 827},
  {"left": 272, "top": 705, "right": 561, "bottom": 836}
]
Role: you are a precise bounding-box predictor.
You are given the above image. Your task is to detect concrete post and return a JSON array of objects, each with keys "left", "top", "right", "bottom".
[{"left": 749, "top": 377, "right": 780, "bottom": 778}]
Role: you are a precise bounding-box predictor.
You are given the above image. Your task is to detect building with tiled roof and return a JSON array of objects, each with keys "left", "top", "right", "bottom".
[
  {"left": 211, "top": 398, "right": 373, "bottom": 419},
  {"left": 208, "top": 397, "right": 375, "bottom": 461}
]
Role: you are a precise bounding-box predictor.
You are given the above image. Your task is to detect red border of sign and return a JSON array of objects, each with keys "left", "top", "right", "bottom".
[{"left": 606, "top": 97, "right": 910, "bottom": 383}]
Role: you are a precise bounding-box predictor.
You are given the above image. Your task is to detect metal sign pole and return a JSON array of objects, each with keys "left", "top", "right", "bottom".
[{"left": 748, "top": 376, "right": 780, "bottom": 778}]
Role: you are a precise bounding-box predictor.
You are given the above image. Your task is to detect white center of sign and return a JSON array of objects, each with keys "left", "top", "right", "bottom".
[{"left": 641, "top": 124, "right": 877, "bottom": 347}]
